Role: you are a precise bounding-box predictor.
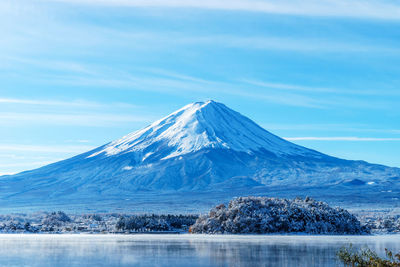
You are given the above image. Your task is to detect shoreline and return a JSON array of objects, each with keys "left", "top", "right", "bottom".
[{"left": 0, "top": 232, "right": 399, "bottom": 237}]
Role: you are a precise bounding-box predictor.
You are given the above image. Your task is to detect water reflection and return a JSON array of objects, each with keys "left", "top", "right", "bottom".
[{"left": 0, "top": 235, "right": 399, "bottom": 267}]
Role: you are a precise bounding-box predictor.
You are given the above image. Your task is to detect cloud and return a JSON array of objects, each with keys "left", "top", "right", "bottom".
[
  {"left": 241, "top": 80, "right": 400, "bottom": 96},
  {"left": 0, "top": 97, "right": 139, "bottom": 109},
  {"left": 0, "top": 159, "right": 66, "bottom": 175},
  {"left": 285, "top": 137, "right": 400, "bottom": 141},
  {"left": 0, "top": 112, "right": 153, "bottom": 126},
  {"left": 0, "top": 161, "right": 61, "bottom": 168},
  {"left": 0, "top": 144, "right": 95, "bottom": 153},
  {"left": 51, "top": 73, "right": 325, "bottom": 108},
  {"left": 3, "top": 56, "right": 324, "bottom": 109},
  {"left": 76, "top": 140, "right": 90, "bottom": 143},
  {"left": 18, "top": 63, "right": 390, "bottom": 110},
  {"left": 3, "top": 56, "right": 396, "bottom": 110},
  {"left": 0, "top": 144, "right": 94, "bottom": 174},
  {"left": 0, "top": 172, "right": 17, "bottom": 176},
  {"left": 0, "top": 98, "right": 100, "bottom": 107},
  {"left": 51, "top": 68, "right": 395, "bottom": 109},
  {"left": 50, "top": 0, "right": 400, "bottom": 20},
  {"left": 189, "top": 35, "right": 399, "bottom": 53},
  {"left": 263, "top": 123, "right": 400, "bottom": 133}
]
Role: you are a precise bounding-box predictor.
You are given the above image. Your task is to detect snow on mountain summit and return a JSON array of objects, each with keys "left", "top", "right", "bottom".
[
  {"left": 88, "top": 100, "right": 316, "bottom": 160},
  {"left": 1, "top": 100, "right": 400, "bottom": 212}
]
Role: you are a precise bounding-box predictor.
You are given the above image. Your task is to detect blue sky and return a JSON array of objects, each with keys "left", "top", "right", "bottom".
[{"left": 1, "top": 0, "right": 400, "bottom": 174}]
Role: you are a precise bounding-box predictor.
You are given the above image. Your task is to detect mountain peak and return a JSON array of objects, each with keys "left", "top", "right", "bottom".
[
  {"left": 174, "top": 99, "right": 220, "bottom": 114},
  {"left": 3, "top": 101, "right": 400, "bottom": 212},
  {"left": 88, "top": 101, "right": 315, "bottom": 160}
]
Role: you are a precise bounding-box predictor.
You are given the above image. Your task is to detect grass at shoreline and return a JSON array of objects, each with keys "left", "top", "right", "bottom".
[{"left": 338, "top": 244, "right": 400, "bottom": 266}]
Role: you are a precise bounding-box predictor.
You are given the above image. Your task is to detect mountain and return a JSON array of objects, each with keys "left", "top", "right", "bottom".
[{"left": 1, "top": 100, "right": 399, "bottom": 213}]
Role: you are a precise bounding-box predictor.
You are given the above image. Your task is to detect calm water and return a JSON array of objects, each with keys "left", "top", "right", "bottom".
[{"left": 0, "top": 234, "right": 399, "bottom": 267}]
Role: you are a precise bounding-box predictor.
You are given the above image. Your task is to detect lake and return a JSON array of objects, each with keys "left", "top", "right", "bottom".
[{"left": 0, "top": 234, "right": 399, "bottom": 266}]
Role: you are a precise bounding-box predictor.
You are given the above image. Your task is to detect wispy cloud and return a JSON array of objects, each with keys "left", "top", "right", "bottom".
[
  {"left": 2, "top": 56, "right": 98, "bottom": 75},
  {"left": 263, "top": 123, "right": 400, "bottom": 134},
  {"left": 39, "top": 71, "right": 325, "bottom": 108},
  {"left": 4, "top": 55, "right": 396, "bottom": 110},
  {"left": 0, "top": 98, "right": 99, "bottom": 107},
  {"left": 2, "top": 55, "right": 325, "bottom": 109},
  {"left": 0, "top": 144, "right": 95, "bottom": 153},
  {"left": 285, "top": 137, "right": 400, "bottom": 141},
  {"left": 0, "top": 97, "right": 138, "bottom": 109},
  {"left": 0, "top": 172, "right": 17, "bottom": 176},
  {"left": 13, "top": 62, "right": 392, "bottom": 110},
  {"left": 0, "top": 112, "right": 154, "bottom": 126},
  {"left": 0, "top": 159, "right": 66, "bottom": 175},
  {"left": 4, "top": 30, "right": 390, "bottom": 58},
  {"left": 45, "top": 67, "right": 397, "bottom": 109},
  {"left": 51, "top": 0, "right": 400, "bottom": 20},
  {"left": 241, "top": 80, "right": 400, "bottom": 96},
  {"left": 188, "top": 35, "right": 399, "bottom": 53},
  {"left": 0, "top": 160, "right": 61, "bottom": 169}
]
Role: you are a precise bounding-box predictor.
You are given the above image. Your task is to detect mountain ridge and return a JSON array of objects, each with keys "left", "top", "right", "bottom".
[{"left": 1, "top": 100, "right": 399, "bottom": 212}]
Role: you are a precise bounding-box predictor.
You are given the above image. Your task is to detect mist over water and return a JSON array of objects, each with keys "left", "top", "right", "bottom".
[{"left": 0, "top": 235, "right": 399, "bottom": 267}]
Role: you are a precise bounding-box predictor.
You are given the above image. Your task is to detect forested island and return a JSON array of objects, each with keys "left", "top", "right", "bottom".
[{"left": 190, "top": 197, "right": 368, "bottom": 234}]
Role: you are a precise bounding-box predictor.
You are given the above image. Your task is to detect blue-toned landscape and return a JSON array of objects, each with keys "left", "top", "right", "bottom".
[
  {"left": 1, "top": 0, "right": 400, "bottom": 266},
  {"left": 1, "top": 100, "right": 399, "bottom": 213}
]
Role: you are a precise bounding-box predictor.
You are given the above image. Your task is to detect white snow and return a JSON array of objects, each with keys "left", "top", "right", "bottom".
[
  {"left": 190, "top": 197, "right": 366, "bottom": 234},
  {"left": 122, "top": 166, "right": 133, "bottom": 171},
  {"left": 142, "top": 152, "right": 154, "bottom": 161},
  {"left": 88, "top": 100, "right": 317, "bottom": 160}
]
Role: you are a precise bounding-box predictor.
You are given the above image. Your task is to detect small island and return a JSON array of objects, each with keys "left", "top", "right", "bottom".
[{"left": 190, "top": 196, "right": 369, "bottom": 234}]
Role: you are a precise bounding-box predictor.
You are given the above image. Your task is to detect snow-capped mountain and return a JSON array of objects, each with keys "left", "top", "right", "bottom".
[
  {"left": 88, "top": 100, "right": 320, "bottom": 160},
  {"left": 0, "top": 100, "right": 399, "bottom": 212}
]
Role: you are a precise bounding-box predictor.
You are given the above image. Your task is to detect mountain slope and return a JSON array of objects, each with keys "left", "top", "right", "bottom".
[
  {"left": 1, "top": 100, "right": 399, "bottom": 212},
  {"left": 88, "top": 101, "right": 321, "bottom": 159}
]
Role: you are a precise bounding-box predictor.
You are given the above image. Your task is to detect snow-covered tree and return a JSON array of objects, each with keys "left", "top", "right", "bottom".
[
  {"left": 116, "top": 214, "right": 197, "bottom": 232},
  {"left": 190, "top": 196, "right": 368, "bottom": 234},
  {"left": 42, "top": 211, "right": 71, "bottom": 227}
]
